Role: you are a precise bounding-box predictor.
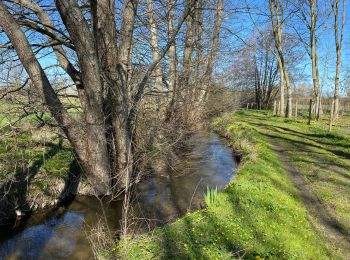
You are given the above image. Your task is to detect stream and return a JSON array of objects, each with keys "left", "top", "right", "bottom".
[{"left": 0, "top": 132, "right": 237, "bottom": 259}]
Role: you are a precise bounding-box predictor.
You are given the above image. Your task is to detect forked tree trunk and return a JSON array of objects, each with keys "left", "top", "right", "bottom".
[
  {"left": 269, "top": 0, "right": 292, "bottom": 118},
  {"left": 0, "top": 0, "right": 195, "bottom": 196},
  {"left": 0, "top": 1, "right": 112, "bottom": 195},
  {"left": 309, "top": 0, "right": 322, "bottom": 121}
]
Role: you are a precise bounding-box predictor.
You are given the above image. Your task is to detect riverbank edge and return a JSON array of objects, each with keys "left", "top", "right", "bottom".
[{"left": 111, "top": 111, "right": 328, "bottom": 259}]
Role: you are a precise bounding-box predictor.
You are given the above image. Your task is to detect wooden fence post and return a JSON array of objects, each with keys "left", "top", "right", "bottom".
[
  {"left": 308, "top": 99, "right": 313, "bottom": 125},
  {"left": 329, "top": 99, "right": 334, "bottom": 131},
  {"left": 295, "top": 100, "right": 298, "bottom": 118}
]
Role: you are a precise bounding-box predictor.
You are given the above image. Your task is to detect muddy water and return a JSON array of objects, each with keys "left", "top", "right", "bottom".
[{"left": 0, "top": 132, "right": 237, "bottom": 259}]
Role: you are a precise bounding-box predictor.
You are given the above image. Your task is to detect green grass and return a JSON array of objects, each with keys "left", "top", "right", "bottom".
[
  {"left": 234, "top": 110, "right": 350, "bottom": 257},
  {"left": 0, "top": 130, "right": 74, "bottom": 193},
  {"left": 0, "top": 98, "right": 82, "bottom": 128},
  {"left": 116, "top": 111, "right": 329, "bottom": 259},
  {"left": 204, "top": 186, "right": 218, "bottom": 207}
]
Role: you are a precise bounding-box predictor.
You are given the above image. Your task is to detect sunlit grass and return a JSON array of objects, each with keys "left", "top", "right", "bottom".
[
  {"left": 117, "top": 111, "right": 329, "bottom": 259},
  {"left": 204, "top": 186, "right": 218, "bottom": 207},
  {"left": 234, "top": 110, "right": 350, "bottom": 257}
]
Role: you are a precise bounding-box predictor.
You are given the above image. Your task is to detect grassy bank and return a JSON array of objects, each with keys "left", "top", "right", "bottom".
[
  {"left": 0, "top": 128, "right": 77, "bottom": 223},
  {"left": 237, "top": 110, "right": 350, "bottom": 257},
  {"left": 117, "top": 111, "right": 328, "bottom": 259}
]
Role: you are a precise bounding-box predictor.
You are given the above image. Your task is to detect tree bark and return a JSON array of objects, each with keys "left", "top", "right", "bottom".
[
  {"left": 114, "top": 0, "right": 137, "bottom": 188},
  {"left": 0, "top": 0, "right": 195, "bottom": 196},
  {"left": 309, "top": 0, "right": 322, "bottom": 120},
  {"left": 332, "top": 0, "right": 347, "bottom": 119},
  {"left": 269, "top": 0, "right": 292, "bottom": 118},
  {"left": 166, "top": 0, "right": 178, "bottom": 120},
  {"left": 202, "top": 0, "right": 224, "bottom": 101},
  {"left": 56, "top": 0, "right": 113, "bottom": 195},
  {"left": 147, "top": 0, "right": 165, "bottom": 116}
]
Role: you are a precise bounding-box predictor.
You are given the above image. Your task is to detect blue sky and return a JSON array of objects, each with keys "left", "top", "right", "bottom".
[
  {"left": 221, "top": 0, "right": 350, "bottom": 95},
  {"left": 2, "top": 0, "right": 349, "bottom": 96}
]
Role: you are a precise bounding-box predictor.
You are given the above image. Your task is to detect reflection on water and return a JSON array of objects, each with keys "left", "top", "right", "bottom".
[
  {"left": 1, "top": 212, "right": 83, "bottom": 259},
  {"left": 0, "top": 132, "right": 236, "bottom": 259},
  {"left": 0, "top": 197, "right": 123, "bottom": 260},
  {"left": 134, "top": 132, "right": 237, "bottom": 225}
]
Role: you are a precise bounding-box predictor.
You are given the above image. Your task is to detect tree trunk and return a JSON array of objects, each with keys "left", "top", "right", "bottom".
[
  {"left": 332, "top": 0, "right": 347, "bottom": 120},
  {"left": 269, "top": 0, "right": 291, "bottom": 118},
  {"left": 0, "top": 1, "right": 112, "bottom": 195},
  {"left": 277, "top": 57, "right": 285, "bottom": 116},
  {"left": 284, "top": 68, "right": 292, "bottom": 118},
  {"left": 182, "top": 0, "right": 195, "bottom": 89},
  {"left": 166, "top": 0, "right": 178, "bottom": 120},
  {"left": 309, "top": 0, "right": 322, "bottom": 121},
  {"left": 147, "top": 0, "right": 165, "bottom": 116},
  {"left": 113, "top": 0, "right": 138, "bottom": 189},
  {"left": 202, "top": 0, "right": 224, "bottom": 102},
  {"left": 0, "top": 0, "right": 195, "bottom": 196}
]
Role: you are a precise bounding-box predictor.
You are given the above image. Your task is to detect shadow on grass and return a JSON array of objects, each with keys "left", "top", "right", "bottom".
[
  {"left": 245, "top": 117, "right": 350, "bottom": 153},
  {"left": 0, "top": 143, "right": 80, "bottom": 226},
  {"left": 245, "top": 119, "right": 350, "bottom": 169}
]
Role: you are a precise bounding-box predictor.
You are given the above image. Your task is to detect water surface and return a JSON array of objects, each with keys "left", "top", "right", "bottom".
[{"left": 0, "top": 132, "right": 236, "bottom": 259}]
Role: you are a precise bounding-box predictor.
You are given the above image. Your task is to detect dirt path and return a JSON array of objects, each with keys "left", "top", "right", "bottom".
[{"left": 268, "top": 138, "right": 350, "bottom": 258}]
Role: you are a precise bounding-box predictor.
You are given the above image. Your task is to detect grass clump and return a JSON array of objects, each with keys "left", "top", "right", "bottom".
[
  {"left": 116, "top": 111, "right": 328, "bottom": 259},
  {"left": 204, "top": 186, "right": 218, "bottom": 207}
]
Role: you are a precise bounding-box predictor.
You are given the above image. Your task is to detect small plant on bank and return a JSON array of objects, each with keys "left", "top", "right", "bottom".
[{"left": 204, "top": 186, "right": 218, "bottom": 207}]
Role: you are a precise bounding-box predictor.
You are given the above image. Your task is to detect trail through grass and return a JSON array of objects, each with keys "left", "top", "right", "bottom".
[{"left": 236, "top": 110, "right": 350, "bottom": 257}]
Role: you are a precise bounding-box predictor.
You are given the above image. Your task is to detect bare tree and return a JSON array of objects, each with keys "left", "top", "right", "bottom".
[
  {"left": 0, "top": 0, "right": 194, "bottom": 195},
  {"left": 202, "top": 0, "right": 224, "bottom": 101},
  {"left": 294, "top": 0, "right": 324, "bottom": 120},
  {"left": 166, "top": 0, "right": 178, "bottom": 120},
  {"left": 269, "top": 0, "right": 293, "bottom": 118},
  {"left": 331, "top": 0, "right": 347, "bottom": 119},
  {"left": 254, "top": 34, "right": 279, "bottom": 109},
  {"left": 147, "top": 0, "right": 165, "bottom": 116}
]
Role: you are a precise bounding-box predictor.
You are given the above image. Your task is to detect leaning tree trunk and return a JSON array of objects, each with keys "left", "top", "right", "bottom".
[
  {"left": 0, "top": 1, "right": 112, "bottom": 195},
  {"left": 0, "top": 0, "right": 194, "bottom": 196}
]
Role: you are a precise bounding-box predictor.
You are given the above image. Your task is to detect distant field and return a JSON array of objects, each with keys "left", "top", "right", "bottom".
[{"left": 0, "top": 97, "right": 82, "bottom": 128}]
